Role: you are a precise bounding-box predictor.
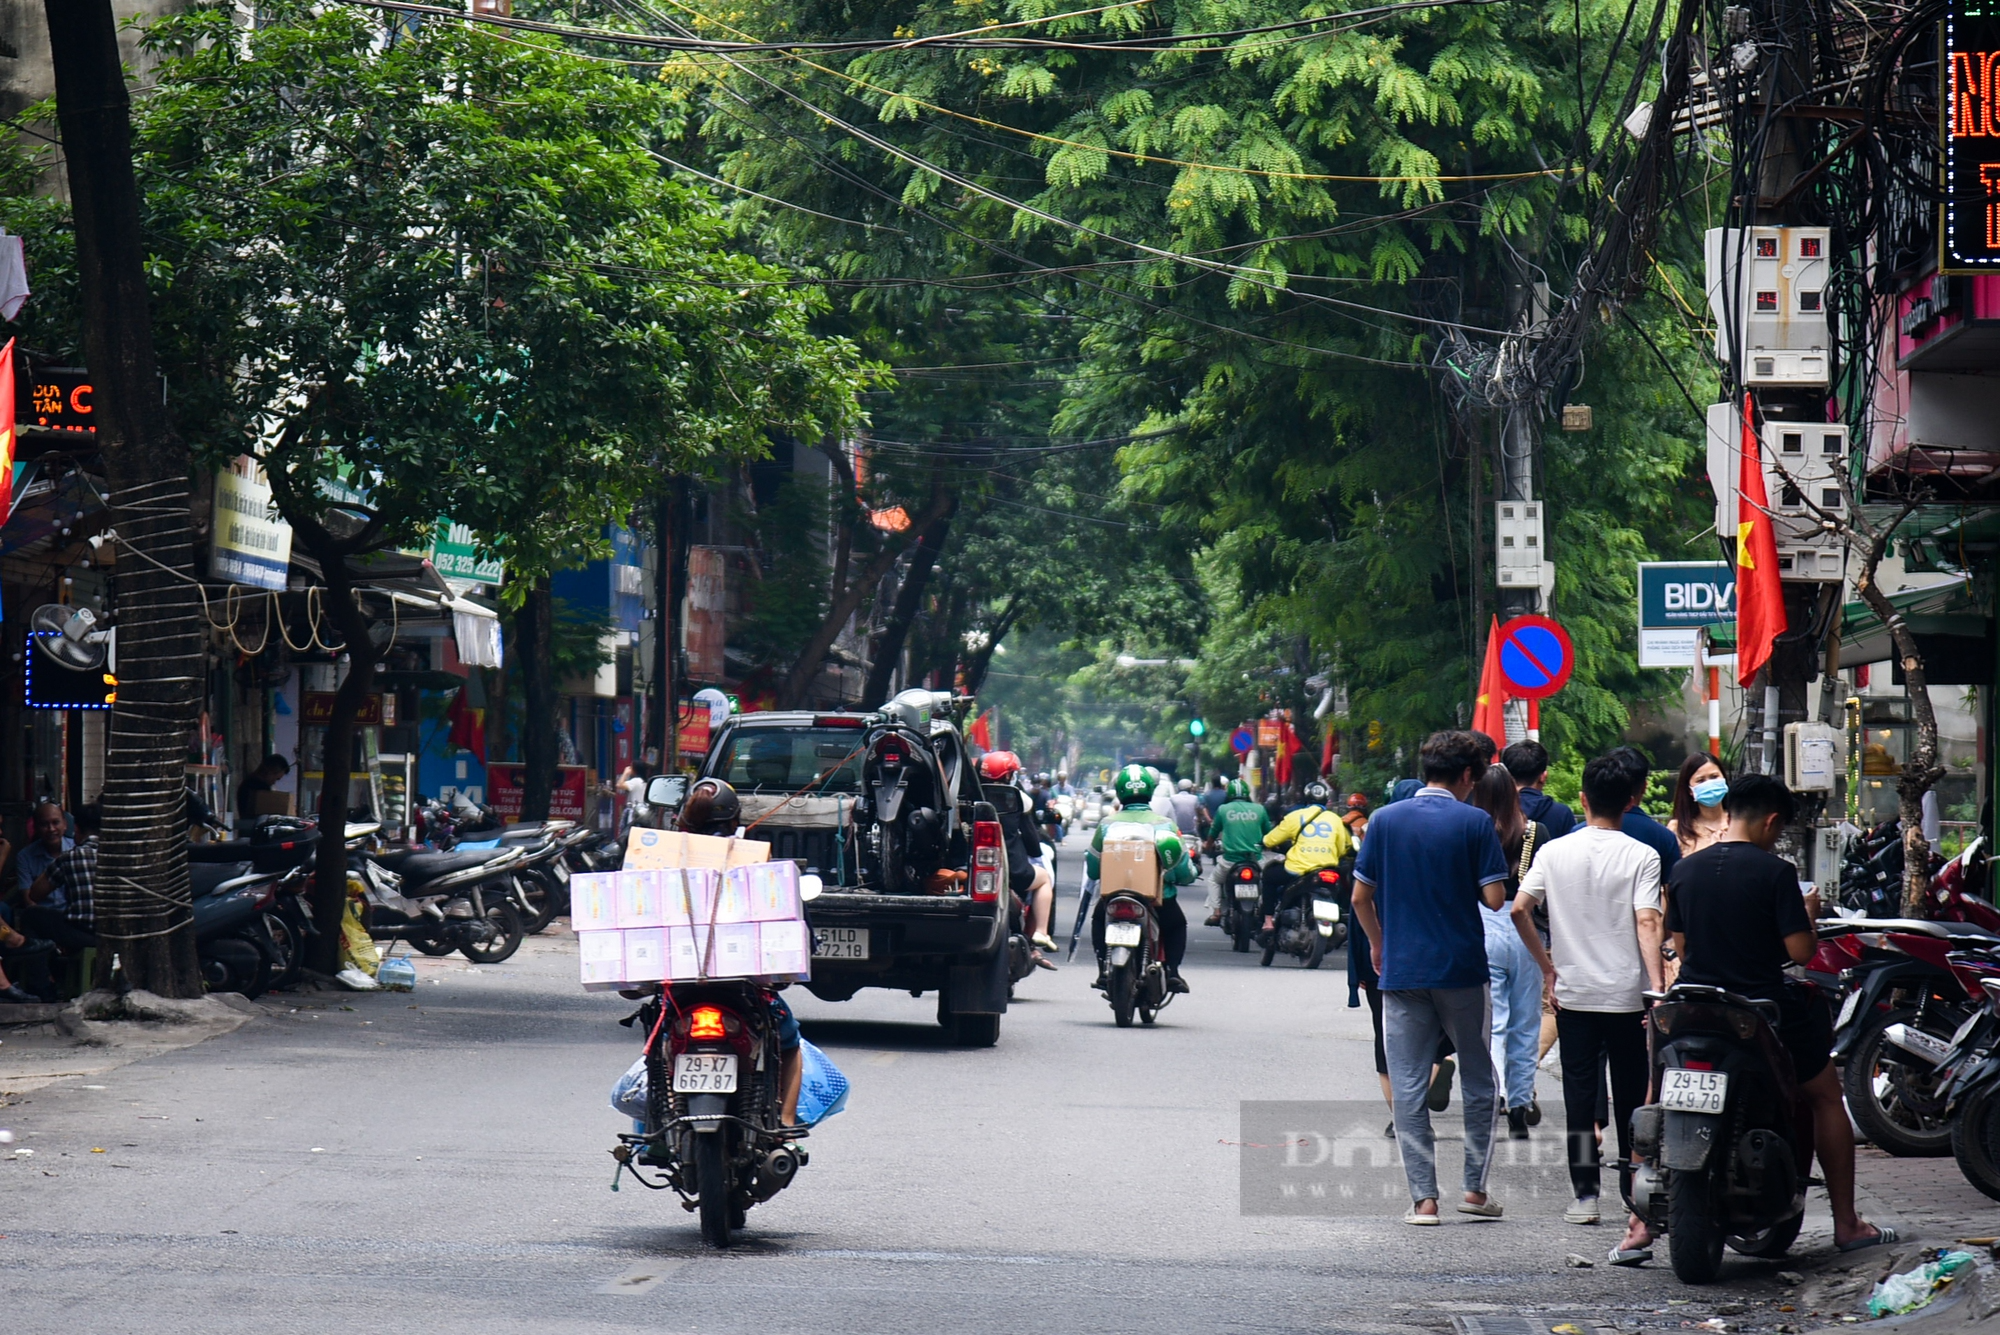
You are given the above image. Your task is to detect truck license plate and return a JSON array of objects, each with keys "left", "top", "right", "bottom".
[
  {"left": 1660, "top": 1067, "right": 1729, "bottom": 1113},
  {"left": 812, "top": 927, "right": 870, "bottom": 960},
  {"left": 672, "top": 1053, "right": 737, "bottom": 1094}
]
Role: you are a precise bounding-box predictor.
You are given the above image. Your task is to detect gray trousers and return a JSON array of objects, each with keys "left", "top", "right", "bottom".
[{"left": 1383, "top": 985, "right": 1500, "bottom": 1204}]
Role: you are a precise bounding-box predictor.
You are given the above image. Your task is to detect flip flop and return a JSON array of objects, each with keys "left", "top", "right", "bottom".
[
  {"left": 1403, "top": 1207, "right": 1442, "bottom": 1226},
  {"left": 1608, "top": 1245, "right": 1653, "bottom": 1267},
  {"left": 1837, "top": 1225, "right": 1899, "bottom": 1253}
]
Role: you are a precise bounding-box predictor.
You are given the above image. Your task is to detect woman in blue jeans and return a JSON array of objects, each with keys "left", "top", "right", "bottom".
[{"left": 1469, "top": 767, "right": 1547, "bottom": 1138}]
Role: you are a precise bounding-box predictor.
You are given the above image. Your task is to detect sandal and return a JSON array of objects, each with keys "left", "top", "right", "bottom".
[
  {"left": 1837, "top": 1225, "right": 1898, "bottom": 1253},
  {"left": 1607, "top": 1245, "right": 1653, "bottom": 1267},
  {"left": 1403, "top": 1206, "right": 1442, "bottom": 1226}
]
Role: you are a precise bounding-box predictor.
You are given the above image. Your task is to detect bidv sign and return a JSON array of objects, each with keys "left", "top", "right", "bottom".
[{"left": 1637, "top": 561, "right": 1736, "bottom": 668}]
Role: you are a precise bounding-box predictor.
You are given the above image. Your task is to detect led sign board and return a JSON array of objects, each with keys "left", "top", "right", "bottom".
[{"left": 1946, "top": 0, "right": 2000, "bottom": 270}]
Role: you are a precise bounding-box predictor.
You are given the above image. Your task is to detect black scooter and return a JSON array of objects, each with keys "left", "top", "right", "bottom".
[{"left": 1628, "top": 984, "right": 1810, "bottom": 1283}]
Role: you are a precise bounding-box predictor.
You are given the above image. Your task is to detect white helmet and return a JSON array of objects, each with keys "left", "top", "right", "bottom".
[{"left": 1177, "top": 778, "right": 1194, "bottom": 792}]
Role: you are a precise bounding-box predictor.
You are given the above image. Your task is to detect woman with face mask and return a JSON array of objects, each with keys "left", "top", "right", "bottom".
[{"left": 1668, "top": 754, "right": 1731, "bottom": 856}]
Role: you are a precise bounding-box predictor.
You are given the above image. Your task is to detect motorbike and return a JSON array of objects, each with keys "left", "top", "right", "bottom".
[
  {"left": 1258, "top": 866, "right": 1343, "bottom": 969},
  {"left": 858, "top": 690, "right": 977, "bottom": 894},
  {"left": 414, "top": 796, "right": 576, "bottom": 934},
  {"left": 351, "top": 822, "right": 529, "bottom": 964},
  {"left": 1940, "top": 977, "right": 2000, "bottom": 1199},
  {"left": 613, "top": 981, "right": 808, "bottom": 1248},
  {"left": 1629, "top": 982, "right": 1811, "bottom": 1284},
  {"left": 190, "top": 816, "right": 324, "bottom": 990},
  {"left": 189, "top": 859, "right": 293, "bottom": 999},
  {"left": 1099, "top": 887, "right": 1173, "bottom": 1028},
  {"left": 1217, "top": 858, "right": 1262, "bottom": 953}
]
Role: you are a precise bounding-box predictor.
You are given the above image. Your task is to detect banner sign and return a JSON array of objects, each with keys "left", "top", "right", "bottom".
[
  {"left": 485, "top": 763, "right": 589, "bottom": 822},
  {"left": 302, "top": 691, "right": 383, "bottom": 726},
  {"left": 211, "top": 464, "right": 294, "bottom": 591},
  {"left": 685, "top": 546, "right": 727, "bottom": 680},
  {"left": 1945, "top": 0, "right": 2000, "bottom": 270},
  {"left": 1637, "top": 561, "right": 1736, "bottom": 667},
  {"left": 429, "top": 520, "right": 505, "bottom": 585}
]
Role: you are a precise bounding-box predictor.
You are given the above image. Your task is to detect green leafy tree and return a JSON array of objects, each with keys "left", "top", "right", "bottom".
[{"left": 1, "top": 3, "right": 877, "bottom": 965}]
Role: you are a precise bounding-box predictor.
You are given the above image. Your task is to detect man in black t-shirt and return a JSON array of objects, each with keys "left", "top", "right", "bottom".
[{"left": 1665, "top": 774, "right": 1891, "bottom": 1252}]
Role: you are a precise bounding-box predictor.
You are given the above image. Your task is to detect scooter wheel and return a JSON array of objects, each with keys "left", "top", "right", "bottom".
[
  {"left": 459, "top": 901, "right": 525, "bottom": 965},
  {"left": 411, "top": 937, "right": 456, "bottom": 958}
]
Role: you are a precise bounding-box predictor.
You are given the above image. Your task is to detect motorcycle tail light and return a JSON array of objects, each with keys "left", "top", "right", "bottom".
[
  {"left": 1107, "top": 898, "right": 1145, "bottom": 922},
  {"left": 689, "top": 1006, "right": 726, "bottom": 1041},
  {"left": 877, "top": 740, "right": 906, "bottom": 766},
  {"left": 1316, "top": 869, "right": 1341, "bottom": 885},
  {"left": 1236, "top": 866, "right": 1257, "bottom": 882},
  {"left": 972, "top": 820, "right": 1002, "bottom": 902}
]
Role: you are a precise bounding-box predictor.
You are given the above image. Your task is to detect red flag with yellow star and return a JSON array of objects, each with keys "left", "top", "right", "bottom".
[
  {"left": 0, "top": 338, "right": 15, "bottom": 523},
  {"left": 1471, "top": 615, "right": 1508, "bottom": 746},
  {"left": 1735, "top": 393, "right": 1787, "bottom": 685}
]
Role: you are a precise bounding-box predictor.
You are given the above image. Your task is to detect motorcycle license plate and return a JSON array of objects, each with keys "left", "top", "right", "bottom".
[
  {"left": 1312, "top": 899, "right": 1340, "bottom": 922},
  {"left": 1835, "top": 989, "right": 1863, "bottom": 1033},
  {"left": 1660, "top": 1068, "right": 1729, "bottom": 1113},
  {"left": 672, "top": 1053, "right": 738, "bottom": 1094},
  {"left": 812, "top": 927, "right": 869, "bottom": 960},
  {"left": 1104, "top": 922, "right": 1143, "bottom": 947},
  {"left": 1234, "top": 885, "right": 1259, "bottom": 901}
]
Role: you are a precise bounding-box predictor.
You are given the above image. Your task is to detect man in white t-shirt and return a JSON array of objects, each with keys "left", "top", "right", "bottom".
[{"left": 1511, "top": 754, "right": 1665, "bottom": 1261}]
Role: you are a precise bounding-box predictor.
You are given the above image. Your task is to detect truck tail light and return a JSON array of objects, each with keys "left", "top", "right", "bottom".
[{"left": 973, "top": 820, "right": 1002, "bottom": 902}]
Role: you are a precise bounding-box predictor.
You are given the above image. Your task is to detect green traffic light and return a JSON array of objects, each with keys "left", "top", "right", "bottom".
[{"left": 1188, "top": 718, "right": 1207, "bottom": 737}]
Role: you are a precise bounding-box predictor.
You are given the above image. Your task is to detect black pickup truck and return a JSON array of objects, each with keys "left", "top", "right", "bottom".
[{"left": 691, "top": 694, "right": 1011, "bottom": 1046}]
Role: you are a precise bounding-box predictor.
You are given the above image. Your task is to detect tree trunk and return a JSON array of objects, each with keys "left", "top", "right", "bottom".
[
  {"left": 46, "top": 0, "right": 204, "bottom": 996},
  {"left": 1852, "top": 561, "right": 1946, "bottom": 916},
  {"left": 861, "top": 505, "right": 954, "bottom": 706},
  {"left": 516, "top": 576, "right": 556, "bottom": 821},
  {"left": 779, "top": 482, "right": 952, "bottom": 709},
  {"left": 304, "top": 553, "right": 385, "bottom": 975}
]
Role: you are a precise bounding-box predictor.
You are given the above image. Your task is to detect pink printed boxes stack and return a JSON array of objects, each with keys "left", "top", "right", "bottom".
[{"left": 574, "top": 860, "right": 809, "bottom": 991}]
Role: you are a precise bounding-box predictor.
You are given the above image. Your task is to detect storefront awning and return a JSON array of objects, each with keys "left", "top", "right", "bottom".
[{"left": 1839, "top": 578, "right": 1987, "bottom": 668}]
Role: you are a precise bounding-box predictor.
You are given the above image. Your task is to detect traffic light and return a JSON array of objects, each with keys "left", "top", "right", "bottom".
[{"left": 1188, "top": 718, "right": 1207, "bottom": 738}]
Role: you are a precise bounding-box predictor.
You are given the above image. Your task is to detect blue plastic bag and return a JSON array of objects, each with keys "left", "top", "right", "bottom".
[
  {"left": 610, "top": 1056, "right": 648, "bottom": 1120},
  {"left": 796, "top": 1038, "right": 850, "bottom": 1126}
]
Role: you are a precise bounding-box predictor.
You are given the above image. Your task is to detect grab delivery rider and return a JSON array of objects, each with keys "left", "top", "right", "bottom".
[
  {"left": 1260, "top": 779, "right": 1354, "bottom": 931},
  {"left": 1087, "top": 763, "right": 1198, "bottom": 994},
  {"left": 1205, "top": 778, "right": 1272, "bottom": 926}
]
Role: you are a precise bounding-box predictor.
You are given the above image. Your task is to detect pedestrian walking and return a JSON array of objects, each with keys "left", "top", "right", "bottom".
[
  {"left": 1666, "top": 753, "right": 1731, "bottom": 857},
  {"left": 1608, "top": 746, "right": 1681, "bottom": 882},
  {"left": 1508, "top": 756, "right": 1663, "bottom": 1259},
  {"left": 1350, "top": 730, "right": 1509, "bottom": 1226},
  {"left": 1467, "top": 765, "right": 1546, "bottom": 1139},
  {"left": 1503, "top": 740, "right": 1577, "bottom": 839}
]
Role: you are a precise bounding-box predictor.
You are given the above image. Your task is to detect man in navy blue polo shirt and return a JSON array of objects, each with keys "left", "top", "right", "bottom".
[{"left": 1352, "top": 729, "right": 1511, "bottom": 1226}]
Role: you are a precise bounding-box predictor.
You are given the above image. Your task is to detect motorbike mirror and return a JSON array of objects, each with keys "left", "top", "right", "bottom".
[
  {"left": 646, "top": 775, "right": 688, "bottom": 809},
  {"left": 799, "top": 873, "right": 824, "bottom": 903}
]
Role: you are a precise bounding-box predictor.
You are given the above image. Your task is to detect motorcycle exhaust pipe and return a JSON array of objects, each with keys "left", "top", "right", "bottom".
[
  {"left": 1883, "top": 1022, "right": 1952, "bottom": 1066},
  {"left": 750, "top": 1146, "right": 800, "bottom": 1201}
]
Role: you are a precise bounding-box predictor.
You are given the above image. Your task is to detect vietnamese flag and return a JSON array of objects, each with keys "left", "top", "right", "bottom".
[
  {"left": 1471, "top": 615, "right": 1508, "bottom": 746},
  {"left": 0, "top": 338, "right": 15, "bottom": 522},
  {"left": 447, "top": 686, "right": 486, "bottom": 765},
  {"left": 968, "top": 709, "right": 994, "bottom": 751},
  {"left": 1734, "top": 393, "right": 1787, "bottom": 685}
]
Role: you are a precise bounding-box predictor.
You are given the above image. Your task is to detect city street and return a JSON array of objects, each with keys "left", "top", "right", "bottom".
[{"left": 2, "top": 838, "right": 1959, "bottom": 1334}]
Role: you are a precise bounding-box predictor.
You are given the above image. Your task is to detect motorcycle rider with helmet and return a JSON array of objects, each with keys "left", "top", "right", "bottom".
[
  {"left": 1205, "top": 777, "right": 1272, "bottom": 925},
  {"left": 674, "top": 778, "right": 803, "bottom": 1123},
  {"left": 978, "top": 751, "right": 1059, "bottom": 965},
  {"left": 1087, "top": 763, "right": 1197, "bottom": 993},
  {"left": 1260, "top": 779, "right": 1355, "bottom": 930}
]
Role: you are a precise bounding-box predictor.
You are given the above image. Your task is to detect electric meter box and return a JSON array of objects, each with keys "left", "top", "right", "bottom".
[
  {"left": 1705, "top": 404, "right": 1847, "bottom": 583},
  {"left": 1784, "top": 721, "right": 1840, "bottom": 792},
  {"left": 1494, "top": 500, "right": 1554, "bottom": 605},
  {"left": 1704, "top": 227, "right": 1832, "bottom": 386}
]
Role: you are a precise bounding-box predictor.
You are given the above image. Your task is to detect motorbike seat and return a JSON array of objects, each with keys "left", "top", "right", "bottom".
[
  {"left": 374, "top": 848, "right": 506, "bottom": 884},
  {"left": 498, "top": 824, "right": 556, "bottom": 843},
  {"left": 190, "top": 861, "right": 256, "bottom": 899},
  {"left": 1662, "top": 981, "right": 1780, "bottom": 1023}
]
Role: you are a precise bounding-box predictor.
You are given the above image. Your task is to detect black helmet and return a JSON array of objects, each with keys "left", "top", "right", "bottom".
[
  {"left": 677, "top": 778, "right": 742, "bottom": 836},
  {"left": 1303, "top": 779, "right": 1332, "bottom": 804}
]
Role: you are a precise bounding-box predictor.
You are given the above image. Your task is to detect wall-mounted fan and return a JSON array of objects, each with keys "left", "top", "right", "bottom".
[{"left": 29, "top": 604, "right": 112, "bottom": 672}]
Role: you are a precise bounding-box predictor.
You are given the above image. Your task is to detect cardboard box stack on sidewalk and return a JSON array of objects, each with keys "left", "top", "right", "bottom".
[{"left": 573, "top": 833, "right": 810, "bottom": 991}]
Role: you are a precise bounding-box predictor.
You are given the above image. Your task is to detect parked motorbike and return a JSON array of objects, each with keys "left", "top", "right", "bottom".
[
  {"left": 614, "top": 981, "right": 808, "bottom": 1248},
  {"left": 1099, "top": 888, "right": 1172, "bottom": 1028},
  {"left": 1258, "top": 866, "right": 1343, "bottom": 969},
  {"left": 352, "top": 823, "right": 528, "bottom": 964},
  {"left": 190, "top": 860, "right": 288, "bottom": 999},
  {"left": 413, "top": 796, "right": 575, "bottom": 934},
  {"left": 1940, "top": 977, "right": 2000, "bottom": 1199},
  {"left": 1217, "top": 858, "right": 1262, "bottom": 953},
  {"left": 1629, "top": 983, "right": 1810, "bottom": 1283},
  {"left": 190, "top": 816, "right": 324, "bottom": 990}
]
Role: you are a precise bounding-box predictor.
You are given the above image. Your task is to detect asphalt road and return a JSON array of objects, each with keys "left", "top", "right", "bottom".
[{"left": 7, "top": 834, "right": 1855, "bottom": 1334}]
